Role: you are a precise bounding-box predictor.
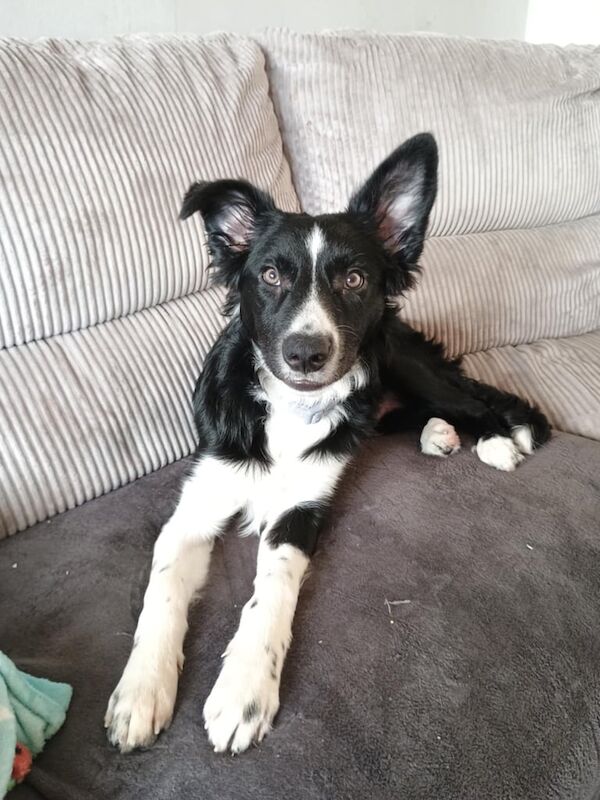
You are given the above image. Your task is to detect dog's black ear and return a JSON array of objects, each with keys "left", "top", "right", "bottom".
[
  {"left": 180, "top": 179, "right": 276, "bottom": 290},
  {"left": 348, "top": 133, "right": 438, "bottom": 294}
]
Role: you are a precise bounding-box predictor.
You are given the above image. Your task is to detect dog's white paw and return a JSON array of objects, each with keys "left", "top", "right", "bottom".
[
  {"left": 204, "top": 644, "right": 280, "bottom": 754},
  {"left": 420, "top": 417, "right": 461, "bottom": 457},
  {"left": 105, "top": 653, "right": 179, "bottom": 752},
  {"left": 475, "top": 435, "right": 525, "bottom": 471},
  {"left": 511, "top": 424, "right": 534, "bottom": 455}
]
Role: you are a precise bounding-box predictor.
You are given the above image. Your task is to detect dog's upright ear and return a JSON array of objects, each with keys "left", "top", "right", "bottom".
[
  {"left": 180, "top": 179, "right": 276, "bottom": 293},
  {"left": 348, "top": 133, "right": 438, "bottom": 294}
]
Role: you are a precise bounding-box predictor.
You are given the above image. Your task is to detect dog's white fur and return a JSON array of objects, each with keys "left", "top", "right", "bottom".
[
  {"left": 203, "top": 540, "right": 308, "bottom": 752},
  {"left": 512, "top": 424, "right": 534, "bottom": 455},
  {"left": 282, "top": 225, "right": 340, "bottom": 385},
  {"left": 420, "top": 417, "right": 461, "bottom": 457},
  {"left": 106, "top": 366, "right": 534, "bottom": 751},
  {"left": 288, "top": 227, "right": 334, "bottom": 343},
  {"left": 105, "top": 361, "right": 355, "bottom": 753},
  {"left": 475, "top": 435, "right": 525, "bottom": 472},
  {"left": 107, "top": 402, "right": 535, "bottom": 752}
]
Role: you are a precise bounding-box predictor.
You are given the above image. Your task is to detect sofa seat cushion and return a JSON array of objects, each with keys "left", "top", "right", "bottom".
[
  {"left": 462, "top": 329, "right": 600, "bottom": 440},
  {"left": 1, "top": 431, "right": 600, "bottom": 799}
]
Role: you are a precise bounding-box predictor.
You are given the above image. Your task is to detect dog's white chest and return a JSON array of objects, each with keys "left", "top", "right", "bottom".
[
  {"left": 265, "top": 404, "right": 332, "bottom": 460},
  {"left": 242, "top": 404, "right": 345, "bottom": 535}
]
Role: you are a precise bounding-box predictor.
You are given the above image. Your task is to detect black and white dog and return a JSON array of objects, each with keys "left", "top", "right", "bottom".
[{"left": 105, "top": 133, "right": 550, "bottom": 754}]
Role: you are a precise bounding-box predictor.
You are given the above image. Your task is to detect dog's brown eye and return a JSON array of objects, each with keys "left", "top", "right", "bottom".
[
  {"left": 262, "top": 267, "right": 281, "bottom": 287},
  {"left": 345, "top": 270, "right": 365, "bottom": 290}
]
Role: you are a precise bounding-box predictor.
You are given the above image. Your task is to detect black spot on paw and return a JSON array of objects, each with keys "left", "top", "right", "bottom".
[
  {"left": 249, "top": 598, "right": 258, "bottom": 609},
  {"left": 243, "top": 700, "right": 259, "bottom": 723}
]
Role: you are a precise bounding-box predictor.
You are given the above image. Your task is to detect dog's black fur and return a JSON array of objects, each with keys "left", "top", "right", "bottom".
[
  {"left": 106, "top": 133, "right": 552, "bottom": 755},
  {"left": 182, "top": 132, "right": 550, "bottom": 556}
]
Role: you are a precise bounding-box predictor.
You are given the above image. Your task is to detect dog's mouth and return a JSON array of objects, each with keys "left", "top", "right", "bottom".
[{"left": 284, "top": 378, "right": 329, "bottom": 392}]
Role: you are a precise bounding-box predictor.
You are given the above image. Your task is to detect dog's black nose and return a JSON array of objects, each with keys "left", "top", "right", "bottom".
[{"left": 282, "top": 333, "right": 333, "bottom": 374}]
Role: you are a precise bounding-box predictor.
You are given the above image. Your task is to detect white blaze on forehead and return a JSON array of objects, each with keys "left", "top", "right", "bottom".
[
  {"left": 307, "top": 224, "right": 325, "bottom": 274},
  {"left": 287, "top": 224, "right": 337, "bottom": 341}
]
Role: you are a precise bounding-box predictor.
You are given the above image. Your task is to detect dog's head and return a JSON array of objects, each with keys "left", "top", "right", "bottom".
[{"left": 181, "top": 133, "right": 437, "bottom": 391}]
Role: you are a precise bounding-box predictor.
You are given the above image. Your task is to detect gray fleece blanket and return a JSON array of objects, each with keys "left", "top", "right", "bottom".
[{"left": 2, "top": 431, "right": 600, "bottom": 800}]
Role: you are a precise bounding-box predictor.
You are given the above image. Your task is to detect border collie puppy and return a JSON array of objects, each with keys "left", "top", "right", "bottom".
[{"left": 105, "top": 133, "right": 550, "bottom": 754}]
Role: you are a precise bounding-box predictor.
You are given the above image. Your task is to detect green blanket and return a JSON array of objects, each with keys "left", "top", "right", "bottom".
[{"left": 0, "top": 652, "right": 72, "bottom": 797}]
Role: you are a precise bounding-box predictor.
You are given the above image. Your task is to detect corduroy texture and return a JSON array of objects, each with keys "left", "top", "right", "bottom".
[
  {"left": 402, "top": 215, "right": 600, "bottom": 358},
  {"left": 259, "top": 31, "right": 600, "bottom": 234},
  {"left": 0, "top": 286, "right": 227, "bottom": 538},
  {"left": 462, "top": 330, "right": 600, "bottom": 442},
  {"left": 0, "top": 34, "right": 298, "bottom": 348},
  {"left": 258, "top": 30, "right": 600, "bottom": 437},
  {"left": 0, "top": 34, "right": 300, "bottom": 538}
]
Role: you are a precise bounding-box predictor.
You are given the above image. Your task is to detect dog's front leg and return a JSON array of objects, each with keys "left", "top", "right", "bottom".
[
  {"left": 105, "top": 456, "right": 249, "bottom": 752},
  {"left": 203, "top": 504, "right": 326, "bottom": 753}
]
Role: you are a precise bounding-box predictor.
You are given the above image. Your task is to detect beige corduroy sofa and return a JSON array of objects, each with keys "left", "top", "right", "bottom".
[{"left": 1, "top": 30, "right": 600, "bottom": 800}]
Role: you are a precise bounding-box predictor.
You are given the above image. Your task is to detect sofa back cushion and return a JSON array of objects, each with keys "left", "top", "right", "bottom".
[
  {"left": 0, "top": 34, "right": 298, "bottom": 537},
  {"left": 259, "top": 31, "right": 600, "bottom": 357},
  {"left": 0, "top": 34, "right": 298, "bottom": 349}
]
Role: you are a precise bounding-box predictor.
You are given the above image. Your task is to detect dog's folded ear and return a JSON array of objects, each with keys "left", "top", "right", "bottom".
[
  {"left": 348, "top": 133, "right": 438, "bottom": 293},
  {"left": 180, "top": 179, "right": 276, "bottom": 289}
]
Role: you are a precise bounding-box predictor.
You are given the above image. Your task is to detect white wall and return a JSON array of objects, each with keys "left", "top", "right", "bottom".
[
  {"left": 2, "top": 0, "right": 599, "bottom": 44},
  {"left": 0, "top": 0, "right": 530, "bottom": 41},
  {"left": 526, "top": 0, "right": 600, "bottom": 44}
]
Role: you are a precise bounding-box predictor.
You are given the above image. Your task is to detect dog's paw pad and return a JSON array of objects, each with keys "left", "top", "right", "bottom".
[
  {"left": 475, "top": 435, "right": 525, "bottom": 471},
  {"left": 420, "top": 418, "right": 461, "bottom": 457}
]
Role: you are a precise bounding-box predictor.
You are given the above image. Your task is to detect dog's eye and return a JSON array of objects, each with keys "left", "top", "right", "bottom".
[
  {"left": 261, "top": 267, "right": 281, "bottom": 287},
  {"left": 345, "top": 270, "right": 365, "bottom": 290}
]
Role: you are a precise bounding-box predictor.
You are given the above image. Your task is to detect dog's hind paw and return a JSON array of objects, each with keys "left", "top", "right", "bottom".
[
  {"left": 420, "top": 418, "right": 461, "bottom": 457},
  {"left": 475, "top": 435, "right": 525, "bottom": 471},
  {"left": 511, "top": 424, "right": 534, "bottom": 455}
]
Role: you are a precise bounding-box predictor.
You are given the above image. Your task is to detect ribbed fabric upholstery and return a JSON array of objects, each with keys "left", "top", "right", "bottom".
[
  {"left": 0, "top": 35, "right": 298, "bottom": 348},
  {"left": 0, "top": 35, "right": 299, "bottom": 538},
  {"left": 0, "top": 287, "right": 227, "bottom": 538},
  {"left": 259, "top": 30, "right": 600, "bottom": 439},
  {"left": 403, "top": 214, "right": 600, "bottom": 358},
  {"left": 462, "top": 330, "right": 600, "bottom": 441},
  {"left": 3, "top": 32, "right": 600, "bottom": 537},
  {"left": 259, "top": 31, "right": 600, "bottom": 234}
]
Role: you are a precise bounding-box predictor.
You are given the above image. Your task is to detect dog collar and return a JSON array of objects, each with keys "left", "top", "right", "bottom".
[
  {"left": 255, "top": 372, "right": 342, "bottom": 425},
  {"left": 254, "top": 359, "right": 368, "bottom": 425},
  {"left": 287, "top": 397, "right": 342, "bottom": 425}
]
